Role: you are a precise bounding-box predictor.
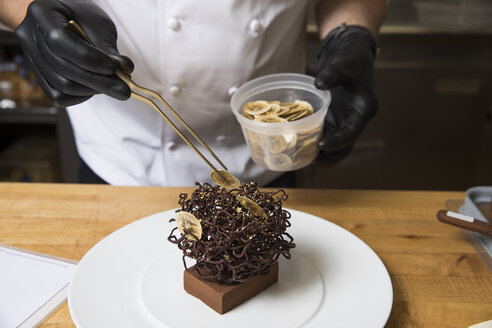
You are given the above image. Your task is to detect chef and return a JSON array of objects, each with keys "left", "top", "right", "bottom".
[{"left": 0, "top": 0, "right": 386, "bottom": 186}]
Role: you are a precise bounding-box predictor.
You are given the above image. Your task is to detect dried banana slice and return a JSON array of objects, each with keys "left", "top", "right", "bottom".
[
  {"left": 294, "top": 100, "right": 314, "bottom": 114},
  {"left": 296, "top": 136, "right": 318, "bottom": 149},
  {"left": 260, "top": 103, "right": 282, "bottom": 117},
  {"left": 286, "top": 104, "right": 305, "bottom": 113},
  {"left": 210, "top": 169, "right": 240, "bottom": 189},
  {"left": 275, "top": 105, "right": 291, "bottom": 116},
  {"left": 236, "top": 195, "right": 266, "bottom": 218},
  {"left": 285, "top": 110, "right": 309, "bottom": 122},
  {"left": 245, "top": 129, "right": 262, "bottom": 144},
  {"left": 297, "top": 125, "right": 322, "bottom": 144},
  {"left": 250, "top": 141, "right": 264, "bottom": 160},
  {"left": 283, "top": 133, "right": 297, "bottom": 149},
  {"left": 294, "top": 141, "right": 318, "bottom": 159},
  {"left": 261, "top": 135, "right": 288, "bottom": 153},
  {"left": 264, "top": 153, "right": 293, "bottom": 171},
  {"left": 261, "top": 133, "right": 297, "bottom": 153},
  {"left": 242, "top": 99, "right": 314, "bottom": 123},
  {"left": 293, "top": 141, "right": 319, "bottom": 167},
  {"left": 255, "top": 116, "right": 287, "bottom": 123},
  {"left": 243, "top": 100, "right": 271, "bottom": 116},
  {"left": 243, "top": 112, "right": 255, "bottom": 120},
  {"left": 176, "top": 211, "right": 202, "bottom": 241},
  {"left": 298, "top": 126, "right": 322, "bottom": 138}
]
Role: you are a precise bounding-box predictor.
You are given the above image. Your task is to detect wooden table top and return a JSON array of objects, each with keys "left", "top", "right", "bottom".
[{"left": 0, "top": 183, "right": 491, "bottom": 327}]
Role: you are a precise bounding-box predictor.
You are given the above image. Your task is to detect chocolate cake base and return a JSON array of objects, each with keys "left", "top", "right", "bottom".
[{"left": 183, "top": 262, "right": 279, "bottom": 314}]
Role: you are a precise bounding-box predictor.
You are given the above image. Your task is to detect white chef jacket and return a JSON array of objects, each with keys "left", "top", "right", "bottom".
[{"left": 67, "top": 0, "right": 311, "bottom": 186}]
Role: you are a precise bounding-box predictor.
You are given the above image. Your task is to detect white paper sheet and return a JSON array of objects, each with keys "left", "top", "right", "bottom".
[{"left": 0, "top": 245, "right": 77, "bottom": 328}]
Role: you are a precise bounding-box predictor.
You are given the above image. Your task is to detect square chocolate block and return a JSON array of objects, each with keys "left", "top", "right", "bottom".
[{"left": 183, "top": 262, "right": 279, "bottom": 314}]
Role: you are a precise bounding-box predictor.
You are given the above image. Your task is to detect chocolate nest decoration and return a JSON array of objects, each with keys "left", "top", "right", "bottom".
[{"left": 168, "top": 182, "right": 295, "bottom": 284}]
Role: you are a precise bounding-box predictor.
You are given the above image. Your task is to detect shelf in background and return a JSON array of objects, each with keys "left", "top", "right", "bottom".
[{"left": 0, "top": 106, "right": 59, "bottom": 125}]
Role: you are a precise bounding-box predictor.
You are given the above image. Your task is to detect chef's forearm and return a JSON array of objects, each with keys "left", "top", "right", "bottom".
[
  {"left": 0, "top": 0, "right": 33, "bottom": 29},
  {"left": 316, "top": 0, "right": 387, "bottom": 38}
]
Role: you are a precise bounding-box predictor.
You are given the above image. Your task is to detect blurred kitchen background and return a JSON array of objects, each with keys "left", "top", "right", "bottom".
[{"left": 0, "top": 0, "right": 491, "bottom": 190}]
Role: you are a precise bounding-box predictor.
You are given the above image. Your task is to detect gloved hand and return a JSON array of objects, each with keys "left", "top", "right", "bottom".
[
  {"left": 15, "top": 0, "right": 134, "bottom": 107},
  {"left": 315, "top": 24, "right": 378, "bottom": 165}
]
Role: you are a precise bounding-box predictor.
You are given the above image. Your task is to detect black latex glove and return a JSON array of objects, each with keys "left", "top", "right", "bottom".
[
  {"left": 15, "top": 0, "right": 134, "bottom": 107},
  {"left": 315, "top": 24, "right": 378, "bottom": 165}
]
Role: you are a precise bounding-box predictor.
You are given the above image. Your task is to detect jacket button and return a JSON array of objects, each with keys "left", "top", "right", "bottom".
[
  {"left": 216, "top": 135, "right": 226, "bottom": 145},
  {"left": 249, "top": 19, "right": 262, "bottom": 34},
  {"left": 227, "top": 86, "right": 238, "bottom": 97},
  {"left": 169, "top": 85, "right": 181, "bottom": 96},
  {"left": 166, "top": 141, "right": 177, "bottom": 150},
  {"left": 167, "top": 18, "right": 181, "bottom": 31}
]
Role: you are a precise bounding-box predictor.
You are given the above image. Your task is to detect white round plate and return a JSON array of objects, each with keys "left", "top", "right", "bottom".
[{"left": 68, "top": 209, "right": 393, "bottom": 328}]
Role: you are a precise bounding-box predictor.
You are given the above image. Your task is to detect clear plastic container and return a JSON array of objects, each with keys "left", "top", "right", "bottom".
[{"left": 231, "top": 73, "right": 331, "bottom": 171}]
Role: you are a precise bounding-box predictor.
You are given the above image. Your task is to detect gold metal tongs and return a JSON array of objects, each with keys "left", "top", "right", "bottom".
[{"left": 66, "top": 20, "right": 227, "bottom": 175}]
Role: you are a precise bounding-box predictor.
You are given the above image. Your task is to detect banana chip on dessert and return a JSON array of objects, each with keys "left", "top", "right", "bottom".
[
  {"left": 236, "top": 195, "right": 266, "bottom": 218},
  {"left": 176, "top": 211, "right": 202, "bottom": 241},
  {"left": 210, "top": 169, "right": 240, "bottom": 189}
]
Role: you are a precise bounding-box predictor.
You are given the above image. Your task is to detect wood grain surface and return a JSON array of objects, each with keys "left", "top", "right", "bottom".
[{"left": 0, "top": 183, "right": 491, "bottom": 328}]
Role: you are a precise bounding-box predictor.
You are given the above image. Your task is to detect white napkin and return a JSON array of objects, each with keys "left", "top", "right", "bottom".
[{"left": 0, "top": 244, "right": 77, "bottom": 328}]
